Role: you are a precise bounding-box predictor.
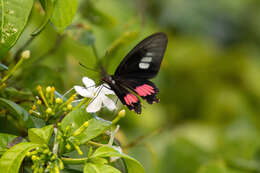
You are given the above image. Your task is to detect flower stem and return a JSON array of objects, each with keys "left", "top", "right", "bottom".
[
  {"left": 73, "top": 97, "right": 90, "bottom": 111},
  {"left": 88, "top": 141, "right": 104, "bottom": 147},
  {"left": 1, "top": 56, "right": 26, "bottom": 84}
]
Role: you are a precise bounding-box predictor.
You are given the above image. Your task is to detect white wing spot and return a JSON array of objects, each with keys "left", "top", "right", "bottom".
[
  {"left": 146, "top": 52, "right": 154, "bottom": 56},
  {"left": 141, "top": 57, "right": 152, "bottom": 63},
  {"left": 139, "top": 62, "right": 150, "bottom": 69}
]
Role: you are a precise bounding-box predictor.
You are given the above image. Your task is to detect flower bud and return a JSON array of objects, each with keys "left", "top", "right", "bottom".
[
  {"left": 72, "top": 121, "right": 89, "bottom": 136},
  {"left": 55, "top": 98, "right": 63, "bottom": 104},
  {"left": 37, "top": 100, "right": 42, "bottom": 105},
  {"left": 51, "top": 86, "right": 55, "bottom": 92},
  {"left": 118, "top": 109, "right": 126, "bottom": 117},
  {"left": 21, "top": 50, "right": 30, "bottom": 59},
  {"left": 65, "top": 144, "right": 71, "bottom": 150},
  {"left": 67, "top": 104, "right": 72, "bottom": 110},
  {"left": 46, "top": 86, "right": 52, "bottom": 93},
  {"left": 46, "top": 108, "right": 52, "bottom": 114},
  {"left": 32, "top": 105, "right": 37, "bottom": 110},
  {"left": 31, "top": 155, "right": 37, "bottom": 161}
]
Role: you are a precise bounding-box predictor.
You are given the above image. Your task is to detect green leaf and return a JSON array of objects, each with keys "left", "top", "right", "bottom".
[
  {"left": 61, "top": 108, "right": 111, "bottom": 144},
  {"left": 0, "top": 142, "right": 40, "bottom": 173},
  {"left": 61, "top": 107, "right": 92, "bottom": 132},
  {"left": 0, "top": 63, "right": 8, "bottom": 71},
  {"left": 0, "top": 87, "right": 32, "bottom": 101},
  {"left": 92, "top": 146, "right": 145, "bottom": 173},
  {"left": 0, "top": 133, "right": 17, "bottom": 155},
  {"left": 28, "top": 125, "right": 54, "bottom": 144},
  {"left": 80, "top": 1, "right": 116, "bottom": 27},
  {"left": 84, "top": 163, "right": 121, "bottom": 173},
  {"left": 0, "top": 98, "right": 35, "bottom": 128},
  {"left": 32, "top": 0, "right": 55, "bottom": 36},
  {"left": 51, "top": 0, "right": 78, "bottom": 33},
  {"left": 0, "top": 0, "right": 34, "bottom": 58},
  {"left": 78, "top": 115, "right": 112, "bottom": 144}
]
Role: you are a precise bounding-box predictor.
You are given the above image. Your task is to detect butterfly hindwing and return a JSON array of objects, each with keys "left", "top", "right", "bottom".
[
  {"left": 121, "top": 79, "right": 159, "bottom": 104},
  {"left": 114, "top": 32, "right": 167, "bottom": 79},
  {"left": 107, "top": 82, "right": 142, "bottom": 114}
]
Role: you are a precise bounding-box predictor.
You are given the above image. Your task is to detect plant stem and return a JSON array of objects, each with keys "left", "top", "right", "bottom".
[
  {"left": 88, "top": 141, "right": 104, "bottom": 147},
  {"left": 61, "top": 157, "right": 88, "bottom": 165},
  {"left": 1, "top": 57, "right": 26, "bottom": 84},
  {"left": 53, "top": 127, "right": 59, "bottom": 155},
  {"left": 73, "top": 97, "right": 90, "bottom": 111}
]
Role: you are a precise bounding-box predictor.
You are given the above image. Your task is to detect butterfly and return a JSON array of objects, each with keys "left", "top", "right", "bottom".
[{"left": 101, "top": 32, "right": 168, "bottom": 114}]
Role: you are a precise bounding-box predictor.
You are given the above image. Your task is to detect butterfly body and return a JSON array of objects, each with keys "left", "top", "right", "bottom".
[{"left": 102, "top": 32, "right": 168, "bottom": 114}]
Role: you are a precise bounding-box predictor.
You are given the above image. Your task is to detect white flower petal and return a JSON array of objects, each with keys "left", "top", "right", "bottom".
[
  {"left": 82, "top": 77, "right": 96, "bottom": 93},
  {"left": 101, "top": 84, "right": 115, "bottom": 95},
  {"left": 102, "top": 96, "right": 116, "bottom": 111},
  {"left": 86, "top": 97, "right": 103, "bottom": 113},
  {"left": 74, "top": 86, "right": 93, "bottom": 97}
]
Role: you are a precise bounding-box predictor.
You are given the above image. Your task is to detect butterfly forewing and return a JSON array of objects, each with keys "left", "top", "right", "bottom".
[{"left": 114, "top": 32, "right": 168, "bottom": 79}]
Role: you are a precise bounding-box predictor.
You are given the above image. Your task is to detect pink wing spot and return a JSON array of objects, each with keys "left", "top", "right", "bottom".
[
  {"left": 135, "top": 84, "right": 155, "bottom": 96},
  {"left": 124, "top": 94, "right": 138, "bottom": 105}
]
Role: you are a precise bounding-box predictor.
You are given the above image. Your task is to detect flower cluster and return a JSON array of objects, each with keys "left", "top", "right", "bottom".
[
  {"left": 26, "top": 145, "right": 64, "bottom": 173},
  {"left": 57, "top": 121, "right": 89, "bottom": 155},
  {"left": 29, "top": 85, "right": 75, "bottom": 122}
]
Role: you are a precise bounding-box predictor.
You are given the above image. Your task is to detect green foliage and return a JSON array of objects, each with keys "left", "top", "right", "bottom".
[
  {"left": 61, "top": 108, "right": 111, "bottom": 143},
  {"left": 91, "top": 146, "right": 145, "bottom": 173},
  {"left": 0, "top": 133, "right": 17, "bottom": 155},
  {"left": 0, "top": 98, "right": 36, "bottom": 128},
  {"left": 0, "top": 0, "right": 34, "bottom": 58},
  {"left": 84, "top": 163, "right": 121, "bottom": 173},
  {"left": 32, "top": 0, "right": 56, "bottom": 36},
  {"left": 0, "top": 142, "right": 40, "bottom": 173},
  {"left": 28, "top": 125, "right": 54, "bottom": 144},
  {"left": 51, "top": 0, "right": 78, "bottom": 33},
  {"left": 1, "top": 0, "right": 260, "bottom": 172}
]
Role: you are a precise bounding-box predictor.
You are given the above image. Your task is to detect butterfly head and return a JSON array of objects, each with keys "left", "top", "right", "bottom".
[{"left": 102, "top": 75, "right": 116, "bottom": 85}]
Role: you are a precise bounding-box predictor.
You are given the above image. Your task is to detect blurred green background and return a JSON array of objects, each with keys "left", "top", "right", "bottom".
[{"left": 8, "top": 0, "right": 260, "bottom": 172}]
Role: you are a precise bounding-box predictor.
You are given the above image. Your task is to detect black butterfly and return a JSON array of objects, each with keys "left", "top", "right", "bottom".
[{"left": 101, "top": 32, "right": 168, "bottom": 114}]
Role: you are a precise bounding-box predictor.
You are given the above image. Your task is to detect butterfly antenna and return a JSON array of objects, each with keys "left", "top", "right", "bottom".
[{"left": 79, "top": 62, "right": 99, "bottom": 73}]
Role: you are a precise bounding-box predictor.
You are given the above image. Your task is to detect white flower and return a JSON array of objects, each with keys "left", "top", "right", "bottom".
[{"left": 74, "top": 77, "right": 116, "bottom": 113}]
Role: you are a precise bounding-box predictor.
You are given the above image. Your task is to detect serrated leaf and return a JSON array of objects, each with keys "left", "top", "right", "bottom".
[
  {"left": 32, "top": 0, "right": 55, "bottom": 36},
  {"left": 0, "top": 98, "right": 35, "bottom": 128},
  {"left": 28, "top": 125, "right": 54, "bottom": 144},
  {"left": 0, "top": 0, "right": 34, "bottom": 58},
  {"left": 92, "top": 146, "right": 145, "bottom": 173},
  {"left": 84, "top": 163, "right": 121, "bottom": 173},
  {"left": 51, "top": 0, "right": 78, "bottom": 33},
  {"left": 61, "top": 108, "right": 111, "bottom": 144},
  {"left": 0, "top": 142, "right": 40, "bottom": 173},
  {"left": 0, "top": 133, "right": 17, "bottom": 155}
]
